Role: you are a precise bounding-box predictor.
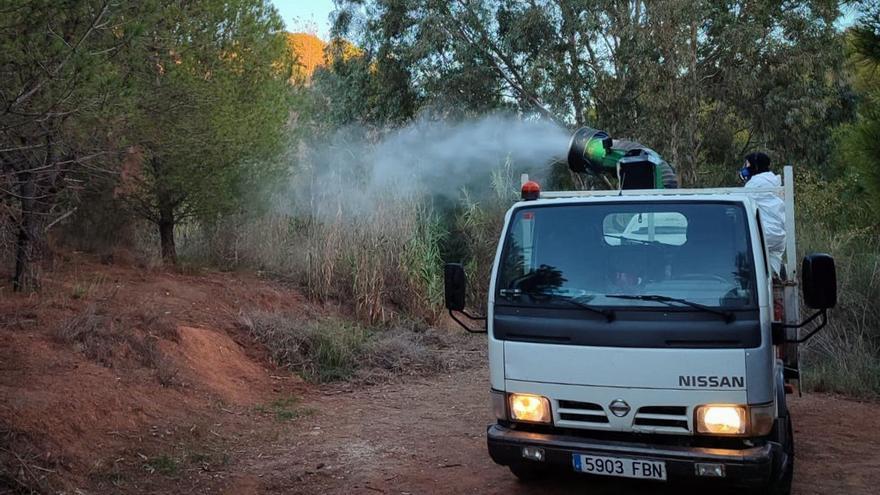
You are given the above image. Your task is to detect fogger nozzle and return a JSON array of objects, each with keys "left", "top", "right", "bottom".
[{"left": 567, "top": 127, "right": 612, "bottom": 175}]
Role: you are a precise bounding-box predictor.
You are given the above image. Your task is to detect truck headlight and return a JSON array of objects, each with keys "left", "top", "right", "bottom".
[
  {"left": 695, "top": 405, "right": 747, "bottom": 435},
  {"left": 508, "top": 393, "right": 552, "bottom": 424}
]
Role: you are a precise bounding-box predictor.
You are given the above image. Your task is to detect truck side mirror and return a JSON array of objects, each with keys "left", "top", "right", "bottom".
[
  {"left": 444, "top": 263, "right": 467, "bottom": 311},
  {"left": 773, "top": 253, "right": 836, "bottom": 345},
  {"left": 443, "top": 263, "right": 487, "bottom": 333},
  {"left": 802, "top": 253, "right": 837, "bottom": 309}
]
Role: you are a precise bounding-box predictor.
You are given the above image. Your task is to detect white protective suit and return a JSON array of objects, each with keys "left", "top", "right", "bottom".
[{"left": 745, "top": 171, "right": 786, "bottom": 275}]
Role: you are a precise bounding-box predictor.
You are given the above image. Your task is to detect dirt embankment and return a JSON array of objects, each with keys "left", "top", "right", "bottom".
[
  {"left": 0, "top": 254, "right": 314, "bottom": 492},
  {"left": 2, "top": 254, "right": 878, "bottom": 494}
]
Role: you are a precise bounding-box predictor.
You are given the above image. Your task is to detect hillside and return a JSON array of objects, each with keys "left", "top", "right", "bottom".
[{"left": 289, "top": 32, "right": 326, "bottom": 80}]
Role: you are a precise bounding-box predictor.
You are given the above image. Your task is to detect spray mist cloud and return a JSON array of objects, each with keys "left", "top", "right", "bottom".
[{"left": 293, "top": 114, "right": 570, "bottom": 217}]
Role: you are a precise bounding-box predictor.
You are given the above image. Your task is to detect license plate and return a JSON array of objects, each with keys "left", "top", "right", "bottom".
[{"left": 572, "top": 454, "right": 667, "bottom": 481}]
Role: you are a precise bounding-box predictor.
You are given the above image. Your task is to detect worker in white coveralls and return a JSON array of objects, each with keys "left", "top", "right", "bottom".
[{"left": 740, "top": 152, "right": 786, "bottom": 276}]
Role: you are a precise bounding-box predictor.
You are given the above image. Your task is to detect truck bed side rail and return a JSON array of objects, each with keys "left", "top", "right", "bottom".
[{"left": 539, "top": 186, "right": 784, "bottom": 198}]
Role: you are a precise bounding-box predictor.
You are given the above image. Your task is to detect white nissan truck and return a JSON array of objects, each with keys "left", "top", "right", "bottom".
[{"left": 444, "top": 129, "right": 837, "bottom": 494}]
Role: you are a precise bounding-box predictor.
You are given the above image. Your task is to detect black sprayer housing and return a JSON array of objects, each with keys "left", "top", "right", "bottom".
[
  {"left": 566, "top": 127, "right": 679, "bottom": 189},
  {"left": 567, "top": 127, "right": 612, "bottom": 175}
]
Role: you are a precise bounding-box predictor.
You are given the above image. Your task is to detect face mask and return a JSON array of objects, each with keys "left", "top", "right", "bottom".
[{"left": 739, "top": 165, "right": 752, "bottom": 183}]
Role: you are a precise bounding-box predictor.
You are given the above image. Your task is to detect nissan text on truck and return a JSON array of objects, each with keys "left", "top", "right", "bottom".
[{"left": 445, "top": 127, "right": 837, "bottom": 494}]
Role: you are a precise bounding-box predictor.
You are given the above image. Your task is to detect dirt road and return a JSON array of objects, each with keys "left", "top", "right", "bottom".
[
  {"left": 226, "top": 367, "right": 880, "bottom": 495},
  {"left": 4, "top": 259, "right": 876, "bottom": 494}
]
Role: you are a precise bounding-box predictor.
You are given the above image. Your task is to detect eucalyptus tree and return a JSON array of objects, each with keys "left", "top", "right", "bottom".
[{"left": 332, "top": 0, "right": 851, "bottom": 184}]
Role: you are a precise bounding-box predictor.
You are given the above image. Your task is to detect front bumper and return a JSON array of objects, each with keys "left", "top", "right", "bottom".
[{"left": 488, "top": 424, "right": 781, "bottom": 485}]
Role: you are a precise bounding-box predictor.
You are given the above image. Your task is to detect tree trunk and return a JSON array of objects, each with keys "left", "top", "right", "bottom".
[
  {"left": 158, "top": 205, "right": 177, "bottom": 264},
  {"left": 13, "top": 172, "right": 40, "bottom": 292}
]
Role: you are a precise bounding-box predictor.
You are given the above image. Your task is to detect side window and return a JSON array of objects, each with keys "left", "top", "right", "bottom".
[
  {"left": 755, "top": 211, "right": 770, "bottom": 277},
  {"left": 498, "top": 212, "right": 535, "bottom": 286}
]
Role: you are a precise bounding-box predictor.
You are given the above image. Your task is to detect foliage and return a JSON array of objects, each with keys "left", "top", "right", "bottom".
[
  {"left": 6, "top": 0, "right": 878, "bottom": 398},
  {"left": 834, "top": 4, "right": 880, "bottom": 217},
  {"left": 331, "top": 0, "right": 851, "bottom": 184},
  {"left": 401, "top": 208, "right": 447, "bottom": 321},
  {"left": 1, "top": 0, "right": 297, "bottom": 289},
  {"left": 797, "top": 3, "right": 880, "bottom": 396}
]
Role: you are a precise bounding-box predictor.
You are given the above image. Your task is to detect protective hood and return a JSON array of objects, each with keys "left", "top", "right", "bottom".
[{"left": 746, "top": 171, "right": 782, "bottom": 188}]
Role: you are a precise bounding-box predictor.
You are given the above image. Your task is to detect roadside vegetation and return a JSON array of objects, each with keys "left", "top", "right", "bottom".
[
  {"left": 239, "top": 311, "right": 459, "bottom": 384},
  {"left": 2, "top": 0, "right": 879, "bottom": 406},
  {"left": 53, "top": 302, "right": 181, "bottom": 385}
]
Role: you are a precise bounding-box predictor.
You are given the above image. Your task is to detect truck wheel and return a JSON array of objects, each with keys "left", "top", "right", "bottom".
[
  {"left": 508, "top": 462, "right": 548, "bottom": 482},
  {"left": 762, "top": 416, "right": 794, "bottom": 495}
]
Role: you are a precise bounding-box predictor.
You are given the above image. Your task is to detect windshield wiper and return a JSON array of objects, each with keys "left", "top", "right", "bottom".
[
  {"left": 603, "top": 234, "right": 665, "bottom": 246},
  {"left": 605, "top": 294, "right": 735, "bottom": 324},
  {"left": 525, "top": 292, "right": 615, "bottom": 322}
]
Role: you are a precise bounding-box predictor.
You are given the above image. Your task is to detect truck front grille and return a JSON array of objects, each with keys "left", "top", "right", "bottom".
[
  {"left": 556, "top": 400, "right": 610, "bottom": 426},
  {"left": 633, "top": 405, "right": 689, "bottom": 432}
]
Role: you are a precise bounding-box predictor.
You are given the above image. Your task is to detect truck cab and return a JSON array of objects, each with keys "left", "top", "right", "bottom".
[{"left": 444, "top": 168, "right": 837, "bottom": 494}]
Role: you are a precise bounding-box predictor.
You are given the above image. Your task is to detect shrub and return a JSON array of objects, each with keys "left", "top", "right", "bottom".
[
  {"left": 240, "top": 312, "right": 370, "bottom": 382},
  {"left": 239, "top": 311, "right": 451, "bottom": 383},
  {"left": 800, "top": 228, "right": 880, "bottom": 398},
  {"left": 361, "top": 329, "right": 446, "bottom": 375},
  {"left": 54, "top": 304, "right": 117, "bottom": 366},
  {"left": 54, "top": 305, "right": 179, "bottom": 384},
  {"left": 795, "top": 169, "right": 880, "bottom": 397}
]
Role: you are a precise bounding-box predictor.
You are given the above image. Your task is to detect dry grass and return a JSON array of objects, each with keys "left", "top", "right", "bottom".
[
  {"left": 178, "top": 193, "right": 446, "bottom": 326},
  {"left": 457, "top": 195, "right": 506, "bottom": 313},
  {"left": 238, "top": 312, "right": 370, "bottom": 382},
  {"left": 0, "top": 423, "right": 64, "bottom": 494},
  {"left": 239, "top": 311, "right": 452, "bottom": 383},
  {"left": 53, "top": 304, "right": 179, "bottom": 385},
  {"left": 800, "top": 230, "right": 880, "bottom": 398},
  {"left": 54, "top": 304, "right": 117, "bottom": 366},
  {"left": 300, "top": 194, "right": 446, "bottom": 324},
  {"left": 128, "top": 305, "right": 178, "bottom": 342}
]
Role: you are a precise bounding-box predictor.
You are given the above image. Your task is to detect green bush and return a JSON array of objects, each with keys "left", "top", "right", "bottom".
[
  {"left": 800, "top": 228, "right": 880, "bottom": 398},
  {"left": 241, "top": 313, "right": 369, "bottom": 382},
  {"left": 796, "top": 170, "right": 880, "bottom": 398}
]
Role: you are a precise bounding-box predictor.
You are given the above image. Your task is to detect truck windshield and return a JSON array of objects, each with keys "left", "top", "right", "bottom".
[{"left": 496, "top": 202, "right": 757, "bottom": 309}]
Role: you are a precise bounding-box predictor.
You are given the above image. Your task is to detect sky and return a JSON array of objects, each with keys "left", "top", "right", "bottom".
[
  {"left": 273, "top": 0, "right": 335, "bottom": 40},
  {"left": 271, "top": 0, "right": 860, "bottom": 41}
]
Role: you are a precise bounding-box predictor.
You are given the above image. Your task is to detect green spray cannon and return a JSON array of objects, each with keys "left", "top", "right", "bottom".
[{"left": 567, "top": 127, "right": 678, "bottom": 189}]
